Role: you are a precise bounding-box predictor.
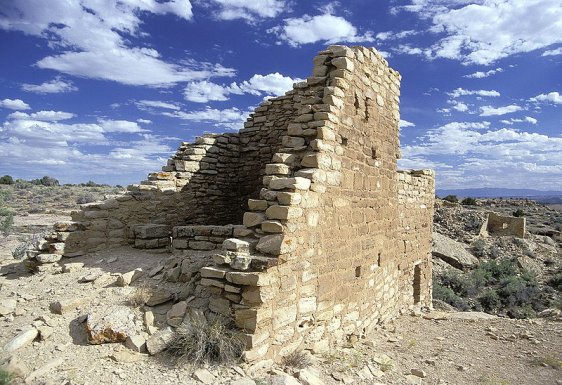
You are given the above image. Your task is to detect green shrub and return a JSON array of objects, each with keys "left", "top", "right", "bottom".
[
  {"left": 76, "top": 193, "right": 97, "bottom": 204},
  {"left": 443, "top": 195, "right": 459, "bottom": 203},
  {"left": 512, "top": 209, "right": 525, "bottom": 217},
  {"left": 0, "top": 368, "right": 13, "bottom": 385},
  {"left": 547, "top": 271, "right": 562, "bottom": 292},
  {"left": 0, "top": 175, "right": 14, "bottom": 185},
  {"left": 433, "top": 282, "right": 469, "bottom": 310},
  {"left": 30, "top": 176, "right": 59, "bottom": 186},
  {"left": 0, "top": 192, "right": 14, "bottom": 236},
  {"left": 461, "top": 197, "right": 477, "bottom": 205}
]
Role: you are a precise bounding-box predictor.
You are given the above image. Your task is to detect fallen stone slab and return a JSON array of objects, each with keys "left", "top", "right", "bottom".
[
  {"left": 4, "top": 328, "right": 39, "bottom": 352},
  {"left": 110, "top": 349, "right": 144, "bottom": 363},
  {"left": 146, "top": 327, "right": 175, "bottom": 355},
  {"left": 269, "top": 375, "right": 302, "bottom": 385},
  {"left": 432, "top": 232, "right": 479, "bottom": 269},
  {"left": 86, "top": 305, "right": 137, "bottom": 344},
  {"left": 145, "top": 289, "right": 173, "bottom": 306},
  {"left": 0, "top": 298, "right": 17, "bottom": 316},
  {"left": 116, "top": 268, "right": 144, "bottom": 287},
  {"left": 298, "top": 368, "right": 325, "bottom": 385},
  {"left": 24, "top": 357, "right": 64, "bottom": 384},
  {"left": 50, "top": 298, "right": 85, "bottom": 315},
  {"left": 193, "top": 368, "right": 215, "bottom": 384}
]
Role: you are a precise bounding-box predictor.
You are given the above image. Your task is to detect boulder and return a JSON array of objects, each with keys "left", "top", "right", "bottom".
[
  {"left": 85, "top": 306, "right": 137, "bottom": 344},
  {"left": 146, "top": 327, "right": 175, "bottom": 355},
  {"left": 432, "top": 232, "right": 479, "bottom": 269}
]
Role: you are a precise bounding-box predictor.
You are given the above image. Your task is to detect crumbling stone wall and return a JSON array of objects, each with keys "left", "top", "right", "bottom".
[{"left": 32, "top": 45, "right": 435, "bottom": 363}]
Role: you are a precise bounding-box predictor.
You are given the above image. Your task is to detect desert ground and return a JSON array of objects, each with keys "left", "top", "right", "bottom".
[{"left": 1, "top": 186, "right": 561, "bottom": 385}]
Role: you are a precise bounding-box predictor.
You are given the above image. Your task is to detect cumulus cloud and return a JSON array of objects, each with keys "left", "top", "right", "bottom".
[
  {"left": 162, "top": 107, "right": 248, "bottom": 129},
  {"left": 542, "top": 47, "right": 562, "bottom": 56},
  {"left": 0, "top": 98, "right": 31, "bottom": 110},
  {"left": 210, "top": 0, "right": 287, "bottom": 20},
  {"left": 184, "top": 73, "right": 300, "bottom": 103},
  {"left": 269, "top": 13, "right": 373, "bottom": 46},
  {"left": 530, "top": 91, "right": 562, "bottom": 104},
  {"left": 0, "top": 0, "right": 234, "bottom": 86},
  {"left": 399, "top": 120, "right": 415, "bottom": 128},
  {"left": 448, "top": 88, "right": 501, "bottom": 98},
  {"left": 376, "top": 30, "right": 417, "bottom": 41},
  {"left": 136, "top": 100, "right": 181, "bottom": 111},
  {"left": 480, "top": 105, "right": 523, "bottom": 116},
  {"left": 400, "top": 120, "right": 562, "bottom": 189},
  {"left": 464, "top": 68, "right": 503, "bottom": 79},
  {"left": 8, "top": 110, "right": 75, "bottom": 121},
  {"left": 21, "top": 78, "right": 77, "bottom": 93},
  {"left": 399, "top": 0, "right": 562, "bottom": 65},
  {"left": 501, "top": 117, "right": 538, "bottom": 125}
]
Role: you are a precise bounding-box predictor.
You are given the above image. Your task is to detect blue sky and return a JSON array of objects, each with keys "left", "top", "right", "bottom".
[{"left": 0, "top": 0, "right": 561, "bottom": 190}]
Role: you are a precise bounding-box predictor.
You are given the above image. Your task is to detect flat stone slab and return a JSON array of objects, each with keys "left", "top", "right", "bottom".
[
  {"left": 432, "top": 232, "right": 479, "bottom": 269},
  {"left": 86, "top": 305, "right": 137, "bottom": 344}
]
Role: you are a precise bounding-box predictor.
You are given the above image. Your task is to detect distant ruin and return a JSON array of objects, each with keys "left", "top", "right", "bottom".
[{"left": 32, "top": 45, "right": 435, "bottom": 361}]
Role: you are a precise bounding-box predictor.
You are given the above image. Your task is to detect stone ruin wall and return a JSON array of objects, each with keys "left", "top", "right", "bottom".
[{"left": 32, "top": 45, "right": 435, "bottom": 363}]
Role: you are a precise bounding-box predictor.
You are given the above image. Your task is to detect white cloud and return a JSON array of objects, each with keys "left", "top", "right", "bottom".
[
  {"left": 0, "top": 98, "right": 31, "bottom": 110},
  {"left": 184, "top": 81, "right": 231, "bottom": 103},
  {"left": 530, "top": 91, "right": 562, "bottom": 104},
  {"left": 8, "top": 110, "right": 75, "bottom": 121},
  {"left": 0, "top": 0, "right": 235, "bottom": 86},
  {"left": 210, "top": 0, "right": 287, "bottom": 20},
  {"left": 163, "top": 107, "right": 248, "bottom": 129},
  {"left": 399, "top": 120, "right": 415, "bottom": 128},
  {"left": 21, "top": 78, "right": 77, "bottom": 94},
  {"left": 480, "top": 105, "right": 523, "bottom": 117},
  {"left": 451, "top": 101, "right": 469, "bottom": 112},
  {"left": 501, "top": 117, "right": 538, "bottom": 125},
  {"left": 376, "top": 30, "right": 417, "bottom": 41},
  {"left": 98, "top": 120, "right": 146, "bottom": 133},
  {"left": 184, "top": 73, "right": 300, "bottom": 103},
  {"left": 394, "top": 45, "right": 424, "bottom": 55},
  {"left": 542, "top": 47, "right": 562, "bottom": 56},
  {"left": 269, "top": 13, "right": 373, "bottom": 46},
  {"left": 136, "top": 100, "right": 181, "bottom": 110},
  {"left": 137, "top": 119, "right": 152, "bottom": 124},
  {"left": 464, "top": 68, "right": 503, "bottom": 79},
  {"left": 448, "top": 88, "right": 500, "bottom": 98},
  {"left": 401, "top": 120, "right": 562, "bottom": 189},
  {"left": 400, "top": 0, "right": 562, "bottom": 65}
]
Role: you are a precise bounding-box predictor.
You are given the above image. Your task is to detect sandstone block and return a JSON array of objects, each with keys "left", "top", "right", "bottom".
[
  {"left": 269, "top": 177, "right": 311, "bottom": 191},
  {"left": 243, "top": 212, "right": 266, "bottom": 227},
  {"left": 265, "top": 163, "right": 291, "bottom": 175},
  {"left": 265, "top": 205, "right": 303, "bottom": 220},
  {"left": 189, "top": 240, "right": 216, "bottom": 250},
  {"left": 248, "top": 199, "right": 268, "bottom": 211},
  {"left": 36, "top": 253, "right": 62, "bottom": 264},
  {"left": 200, "top": 266, "right": 227, "bottom": 279},
  {"left": 256, "top": 234, "right": 297, "bottom": 255},
  {"left": 146, "top": 327, "right": 175, "bottom": 355},
  {"left": 125, "top": 335, "right": 146, "bottom": 352},
  {"left": 50, "top": 298, "right": 84, "bottom": 315},
  {"left": 261, "top": 221, "right": 284, "bottom": 233},
  {"left": 301, "top": 153, "right": 331, "bottom": 169},
  {"left": 223, "top": 238, "right": 250, "bottom": 253},
  {"left": 226, "top": 271, "right": 271, "bottom": 286},
  {"left": 281, "top": 136, "right": 305, "bottom": 147},
  {"left": 116, "top": 268, "right": 143, "bottom": 287}
]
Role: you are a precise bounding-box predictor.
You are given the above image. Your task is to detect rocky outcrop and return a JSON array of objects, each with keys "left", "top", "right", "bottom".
[{"left": 432, "top": 232, "right": 479, "bottom": 269}]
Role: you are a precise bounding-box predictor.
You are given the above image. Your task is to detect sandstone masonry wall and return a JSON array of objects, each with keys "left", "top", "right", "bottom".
[{"left": 31, "top": 45, "right": 435, "bottom": 364}]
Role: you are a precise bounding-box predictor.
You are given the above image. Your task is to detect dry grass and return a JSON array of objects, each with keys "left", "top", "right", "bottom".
[
  {"left": 282, "top": 350, "right": 313, "bottom": 369},
  {"left": 166, "top": 315, "right": 244, "bottom": 366},
  {"left": 127, "top": 284, "right": 152, "bottom": 307}
]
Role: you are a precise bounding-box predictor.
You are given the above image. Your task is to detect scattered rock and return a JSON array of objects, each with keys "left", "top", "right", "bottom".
[
  {"left": 146, "top": 289, "right": 173, "bottom": 306},
  {"left": 144, "top": 310, "right": 155, "bottom": 328},
  {"left": 405, "top": 374, "right": 424, "bottom": 384},
  {"left": 4, "top": 355, "right": 29, "bottom": 378},
  {"left": 192, "top": 368, "right": 215, "bottom": 384},
  {"left": 231, "top": 379, "right": 256, "bottom": 385},
  {"left": 125, "top": 335, "right": 146, "bottom": 353},
  {"left": 24, "top": 357, "right": 64, "bottom": 384},
  {"left": 410, "top": 368, "right": 426, "bottom": 378},
  {"left": 166, "top": 301, "right": 188, "bottom": 327},
  {"left": 79, "top": 271, "right": 101, "bottom": 283},
  {"left": 37, "top": 325, "right": 54, "bottom": 341},
  {"left": 0, "top": 298, "right": 17, "bottom": 316},
  {"left": 50, "top": 298, "right": 84, "bottom": 315},
  {"left": 269, "top": 374, "right": 301, "bottom": 385},
  {"left": 299, "top": 368, "right": 325, "bottom": 385},
  {"left": 4, "top": 328, "right": 39, "bottom": 352},
  {"left": 36, "top": 253, "right": 62, "bottom": 263},
  {"left": 116, "top": 268, "right": 144, "bottom": 287},
  {"left": 62, "top": 262, "right": 84, "bottom": 273},
  {"left": 110, "top": 349, "right": 143, "bottom": 363},
  {"left": 146, "top": 327, "right": 175, "bottom": 355},
  {"left": 85, "top": 306, "right": 137, "bottom": 344},
  {"left": 432, "top": 232, "right": 479, "bottom": 269}
]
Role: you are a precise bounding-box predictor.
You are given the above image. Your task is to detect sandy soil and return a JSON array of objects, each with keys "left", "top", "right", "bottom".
[{"left": 1, "top": 213, "right": 561, "bottom": 385}]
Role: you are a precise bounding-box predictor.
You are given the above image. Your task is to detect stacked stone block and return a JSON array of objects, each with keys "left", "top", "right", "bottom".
[{"left": 30, "top": 45, "right": 435, "bottom": 363}]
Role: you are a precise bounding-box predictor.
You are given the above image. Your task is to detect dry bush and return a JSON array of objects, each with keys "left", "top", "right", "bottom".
[
  {"left": 282, "top": 350, "right": 312, "bottom": 369},
  {"left": 128, "top": 284, "right": 152, "bottom": 307},
  {"left": 166, "top": 315, "right": 244, "bottom": 366}
]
